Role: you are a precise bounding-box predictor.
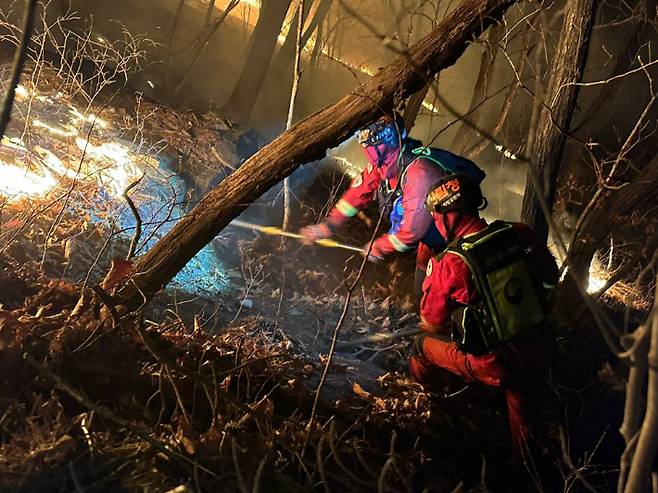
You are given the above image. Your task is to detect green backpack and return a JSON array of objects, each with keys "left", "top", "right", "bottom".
[{"left": 442, "top": 221, "right": 547, "bottom": 355}]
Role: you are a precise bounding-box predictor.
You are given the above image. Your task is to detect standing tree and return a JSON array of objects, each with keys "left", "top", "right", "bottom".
[
  {"left": 402, "top": 79, "right": 432, "bottom": 131},
  {"left": 223, "top": 0, "right": 293, "bottom": 125},
  {"left": 274, "top": 0, "right": 314, "bottom": 68},
  {"left": 520, "top": 0, "right": 598, "bottom": 244},
  {"left": 282, "top": 0, "right": 305, "bottom": 231},
  {"left": 450, "top": 22, "right": 504, "bottom": 153}
]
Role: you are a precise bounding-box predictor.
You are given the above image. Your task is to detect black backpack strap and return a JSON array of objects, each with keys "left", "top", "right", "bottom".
[{"left": 432, "top": 236, "right": 463, "bottom": 264}]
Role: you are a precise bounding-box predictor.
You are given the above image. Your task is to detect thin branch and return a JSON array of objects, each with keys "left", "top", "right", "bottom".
[
  {"left": 174, "top": 0, "right": 241, "bottom": 95},
  {"left": 23, "top": 352, "right": 219, "bottom": 479},
  {"left": 0, "top": 0, "right": 38, "bottom": 139},
  {"left": 563, "top": 94, "right": 657, "bottom": 274},
  {"left": 123, "top": 174, "right": 145, "bottom": 260}
]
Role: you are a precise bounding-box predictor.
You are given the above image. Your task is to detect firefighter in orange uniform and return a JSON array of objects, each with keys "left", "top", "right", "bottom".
[{"left": 410, "top": 173, "right": 559, "bottom": 449}]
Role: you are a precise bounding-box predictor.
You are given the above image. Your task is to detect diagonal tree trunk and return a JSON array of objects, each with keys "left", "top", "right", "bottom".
[
  {"left": 223, "top": 0, "right": 293, "bottom": 125},
  {"left": 115, "top": 0, "right": 518, "bottom": 311},
  {"left": 520, "top": 0, "right": 598, "bottom": 244},
  {"left": 301, "top": 0, "right": 332, "bottom": 48},
  {"left": 204, "top": 0, "right": 217, "bottom": 25}
]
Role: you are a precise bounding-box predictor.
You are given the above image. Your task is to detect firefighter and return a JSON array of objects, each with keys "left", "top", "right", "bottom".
[
  {"left": 410, "top": 173, "right": 559, "bottom": 450},
  {"left": 300, "top": 113, "right": 485, "bottom": 297}
]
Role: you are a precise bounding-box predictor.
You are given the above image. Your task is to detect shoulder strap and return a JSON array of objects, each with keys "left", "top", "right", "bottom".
[
  {"left": 460, "top": 220, "right": 511, "bottom": 250},
  {"left": 442, "top": 229, "right": 506, "bottom": 338},
  {"left": 397, "top": 143, "right": 421, "bottom": 185},
  {"left": 433, "top": 237, "right": 462, "bottom": 263}
]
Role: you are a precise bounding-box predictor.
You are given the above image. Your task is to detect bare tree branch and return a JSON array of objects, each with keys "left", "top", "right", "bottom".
[{"left": 0, "top": 0, "right": 38, "bottom": 139}]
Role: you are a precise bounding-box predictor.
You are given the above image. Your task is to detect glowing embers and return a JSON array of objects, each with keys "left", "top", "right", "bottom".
[
  {"left": 586, "top": 252, "right": 651, "bottom": 310},
  {"left": 14, "top": 84, "right": 29, "bottom": 99},
  {"left": 330, "top": 154, "right": 362, "bottom": 178},
  {"left": 34, "top": 147, "right": 77, "bottom": 178},
  {"left": 15, "top": 84, "right": 48, "bottom": 103},
  {"left": 2, "top": 83, "right": 148, "bottom": 201}
]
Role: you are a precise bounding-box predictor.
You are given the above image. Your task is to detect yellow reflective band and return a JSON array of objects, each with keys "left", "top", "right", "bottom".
[
  {"left": 388, "top": 234, "right": 412, "bottom": 252},
  {"left": 336, "top": 199, "right": 358, "bottom": 217}
]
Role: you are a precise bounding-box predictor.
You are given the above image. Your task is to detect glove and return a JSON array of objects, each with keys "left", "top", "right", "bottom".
[
  {"left": 299, "top": 223, "right": 332, "bottom": 245},
  {"left": 362, "top": 241, "right": 385, "bottom": 263}
]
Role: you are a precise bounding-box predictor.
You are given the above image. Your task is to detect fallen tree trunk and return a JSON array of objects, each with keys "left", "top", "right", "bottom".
[
  {"left": 520, "top": 0, "right": 598, "bottom": 244},
  {"left": 116, "top": 0, "right": 517, "bottom": 311}
]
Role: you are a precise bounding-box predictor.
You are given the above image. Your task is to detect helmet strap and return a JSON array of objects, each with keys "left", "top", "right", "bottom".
[
  {"left": 442, "top": 213, "right": 451, "bottom": 242},
  {"left": 443, "top": 212, "right": 461, "bottom": 242},
  {"left": 374, "top": 144, "right": 387, "bottom": 167}
]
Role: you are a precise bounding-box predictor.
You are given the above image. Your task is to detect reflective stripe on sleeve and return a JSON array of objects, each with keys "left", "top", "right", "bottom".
[
  {"left": 335, "top": 198, "right": 358, "bottom": 217},
  {"left": 388, "top": 234, "right": 412, "bottom": 252}
]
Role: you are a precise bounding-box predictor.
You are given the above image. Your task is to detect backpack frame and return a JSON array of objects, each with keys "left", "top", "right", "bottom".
[{"left": 442, "top": 221, "right": 546, "bottom": 354}]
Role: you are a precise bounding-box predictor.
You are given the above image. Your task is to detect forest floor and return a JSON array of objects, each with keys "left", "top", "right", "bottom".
[
  {"left": 0, "top": 74, "right": 644, "bottom": 492},
  {"left": 0, "top": 220, "right": 634, "bottom": 492}
]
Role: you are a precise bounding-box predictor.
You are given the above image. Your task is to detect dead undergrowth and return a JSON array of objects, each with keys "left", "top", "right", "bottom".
[{"left": 0, "top": 260, "right": 466, "bottom": 492}]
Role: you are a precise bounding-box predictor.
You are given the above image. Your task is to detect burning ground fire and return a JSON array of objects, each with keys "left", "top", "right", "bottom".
[
  {"left": 0, "top": 81, "right": 228, "bottom": 295},
  {"left": 579, "top": 252, "right": 649, "bottom": 310},
  {"left": 1, "top": 83, "right": 144, "bottom": 200},
  {"left": 587, "top": 255, "right": 608, "bottom": 294}
]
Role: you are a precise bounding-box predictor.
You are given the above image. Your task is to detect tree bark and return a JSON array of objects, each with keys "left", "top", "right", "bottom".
[
  {"left": 282, "top": 0, "right": 305, "bottom": 231},
  {"left": 309, "top": 18, "right": 324, "bottom": 69},
  {"left": 619, "top": 324, "right": 651, "bottom": 493},
  {"left": 274, "top": 0, "right": 314, "bottom": 67},
  {"left": 204, "top": 0, "right": 217, "bottom": 26},
  {"left": 301, "top": 0, "right": 332, "bottom": 48},
  {"left": 165, "top": 0, "right": 186, "bottom": 96},
  {"left": 223, "top": 0, "right": 294, "bottom": 125},
  {"left": 465, "top": 11, "right": 540, "bottom": 160},
  {"left": 115, "top": 0, "right": 518, "bottom": 311},
  {"left": 402, "top": 79, "right": 432, "bottom": 132},
  {"left": 173, "top": 0, "right": 241, "bottom": 95},
  {"left": 573, "top": 0, "right": 656, "bottom": 136},
  {"left": 450, "top": 22, "right": 504, "bottom": 154},
  {"left": 0, "top": 0, "right": 38, "bottom": 140},
  {"left": 520, "top": 0, "right": 598, "bottom": 244}
]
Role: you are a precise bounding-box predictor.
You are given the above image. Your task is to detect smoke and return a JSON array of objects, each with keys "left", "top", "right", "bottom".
[{"left": 6, "top": 0, "right": 652, "bottom": 233}]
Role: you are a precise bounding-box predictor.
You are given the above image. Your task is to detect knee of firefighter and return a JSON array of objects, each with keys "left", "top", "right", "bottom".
[
  {"left": 465, "top": 353, "right": 509, "bottom": 387},
  {"left": 412, "top": 334, "right": 427, "bottom": 359},
  {"left": 409, "top": 355, "right": 431, "bottom": 384}
]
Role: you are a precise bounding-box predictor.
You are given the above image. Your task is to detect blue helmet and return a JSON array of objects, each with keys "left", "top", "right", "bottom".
[{"left": 356, "top": 113, "right": 407, "bottom": 148}]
